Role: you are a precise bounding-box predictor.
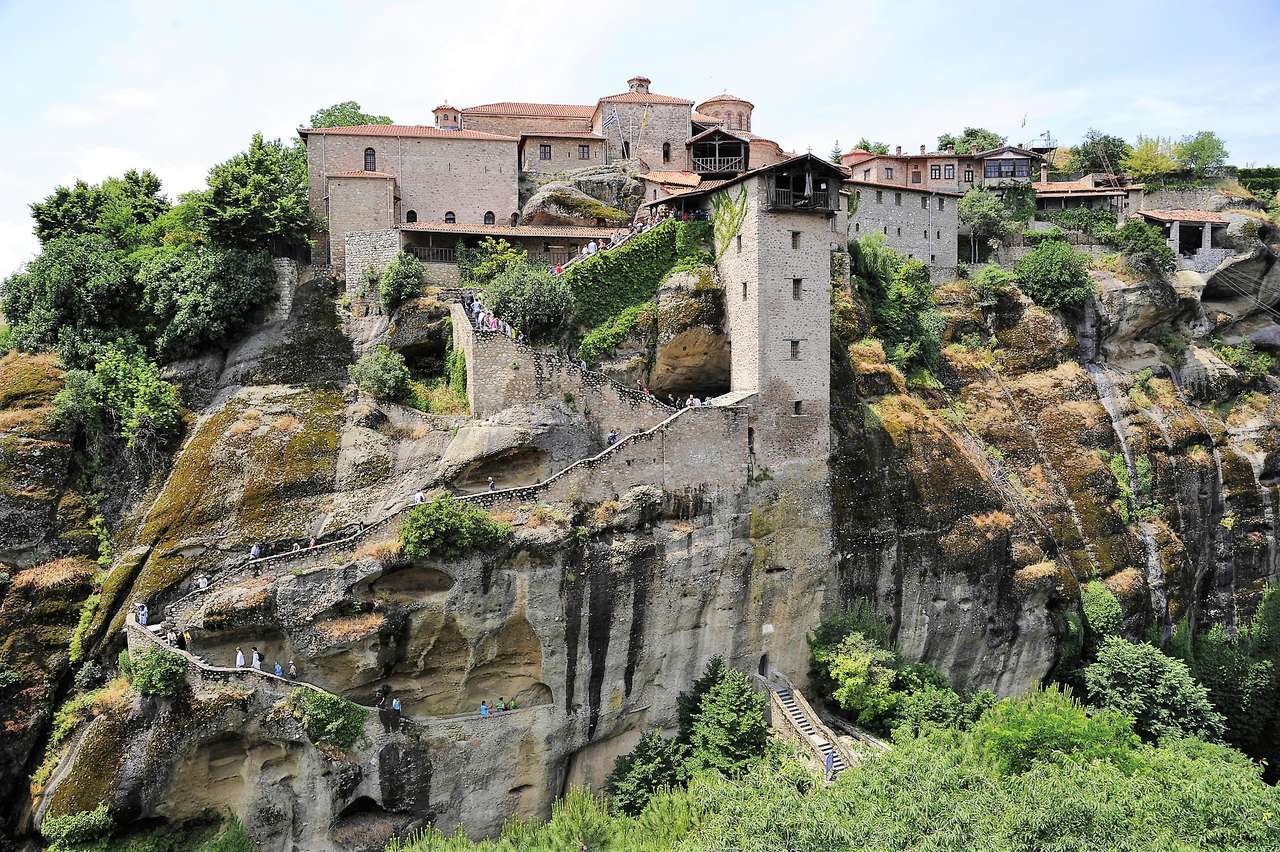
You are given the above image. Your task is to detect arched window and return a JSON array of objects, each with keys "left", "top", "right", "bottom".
[
  {"left": 662, "top": 142, "right": 671, "bottom": 163},
  {"left": 364, "top": 148, "right": 376, "bottom": 171},
  {"left": 510, "top": 212, "right": 519, "bottom": 226},
  {"left": 484, "top": 211, "right": 495, "bottom": 225},
  {"left": 444, "top": 211, "right": 455, "bottom": 223},
  {"left": 737, "top": 112, "right": 744, "bottom": 130},
  {"left": 405, "top": 210, "right": 417, "bottom": 223}
]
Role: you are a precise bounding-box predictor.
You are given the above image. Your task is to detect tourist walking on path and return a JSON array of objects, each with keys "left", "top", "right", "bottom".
[
  {"left": 249, "top": 543, "right": 261, "bottom": 560},
  {"left": 288, "top": 660, "right": 297, "bottom": 679},
  {"left": 251, "top": 647, "right": 262, "bottom": 670},
  {"left": 479, "top": 701, "right": 490, "bottom": 718},
  {"left": 487, "top": 477, "right": 496, "bottom": 492},
  {"left": 606, "top": 429, "right": 618, "bottom": 447},
  {"left": 236, "top": 647, "right": 245, "bottom": 668},
  {"left": 392, "top": 696, "right": 402, "bottom": 729},
  {"left": 274, "top": 661, "right": 283, "bottom": 677}
]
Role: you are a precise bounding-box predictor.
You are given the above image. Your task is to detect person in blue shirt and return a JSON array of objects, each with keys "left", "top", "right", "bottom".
[
  {"left": 479, "top": 701, "right": 490, "bottom": 718},
  {"left": 274, "top": 661, "right": 283, "bottom": 677}
]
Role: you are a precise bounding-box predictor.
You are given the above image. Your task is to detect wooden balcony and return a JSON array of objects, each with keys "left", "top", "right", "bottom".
[
  {"left": 693, "top": 155, "right": 745, "bottom": 174},
  {"left": 768, "top": 186, "right": 835, "bottom": 212},
  {"left": 407, "top": 245, "right": 456, "bottom": 264}
]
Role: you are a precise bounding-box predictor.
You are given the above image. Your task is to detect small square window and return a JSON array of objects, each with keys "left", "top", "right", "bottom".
[
  {"left": 911, "top": 170, "right": 921, "bottom": 184},
  {"left": 579, "top": 144, "right": 591, "bottom": 159},
  {"left": 792, "top": 278, "right": 802, "bottom": 300},
  {"left": 944, "top": 164, "right": 955, "bottom": 179},
  {"left": 863, "top": 168, "right": 871, "bottom": 180},
  {"left": 789, "top": 340, "right": 800, "bottom": 360},
  {"left": 791, "top": 231, "right": 801, "bottom": 249},
  {"left": 930, "top": 254, "right": 936, "bottom": 263},
  {"left": 930, "top": 165, "right": 941, "bottom": 180},
  {"left": 884, "top": 167, "right": 894, "bottom": 179},
  {"left": 793, "top": 400, "right": 803, "bottom": 414}
]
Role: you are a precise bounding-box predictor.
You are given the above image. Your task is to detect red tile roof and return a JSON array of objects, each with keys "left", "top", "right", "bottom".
[
  {"left": 697, "top": 94, "right": 755, "bottom": 108},
  {"left": 461, "top": 102, "right": 595, "bottom": 118},
  {"left": 597, "top": 91, "right": 694, "bottom": 105},
  {"left": 1033, "top": 179, "right": 1125, "bottom": 196},
  {"left": 299, "top": 124, "right": 516, "bottom": 141},
  {"left": 641, "top": 171, "right": 701, "bottom": 187},
  {"left": 691, "top": 111, "right": 722, "bottom": 124},
  {"left": 518, "top": 130, "right": 604, "bottom": 141},
  {"left": 329, "top": 170, "right": 395, "bottom": 179},
  {"left": 400, "top": 222, "right": 625, "bottom": 239},
  {"left": 1139, "top": 208, "right": 1229, "bottom": 224}
]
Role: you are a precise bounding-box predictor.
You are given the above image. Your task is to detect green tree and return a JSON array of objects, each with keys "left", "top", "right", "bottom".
[
  {"left": 1175, "top": 131, "right": 1229, "bottom": 177},
  {"left": 128, "top": 647, "right": 187, "bottom": 696},
  {"left": 1085, "top": 637, "right": 1224, "bottom": 742},
  {"left": 282, "top": 688, "right": 366, "bottom": 750},
  {"left": 685, "top": 666, "right": 768, "bottom": 777},
  {"left": 811, "top": 631, "right": 900, "bottom": 726},
  {"left": 606, "top": 730, "right": 688, "bottom": 815},
  {"left": 0, "top": 234, "right": 137, "bottom": 364},
  {"left": 957, "top": 186, "right": 1013, "bottom": 261},
  {"left": 30, "top": 169, "right": 169, "bottom": 247},
  {"left": 829, "top": 140, "right": 843, "bottom": 164},
  {"left": 348, "top": 345, "right": 410, "bottom": 400},
  {"left": 480, "top": 259, "right": 573, "bottom": 344},
  {"left": 972, "top": 684, "right": 1140, "bottom": 774},
  {"left": 308, "top": 100, "right": 393, "bottom": 128},
  {"left": 399, "top": 493, "right": 510, "bottom": 560},
  {"left": 202, "top": 133, "right": 316, "bottom": 251},
  {"left": 1014, "top": 239, "right": 1092, "bottom": 309},
  {"left": 138, "top": 244, "right": 277, "bottom": 360},
  {"left": 1115, "top": 218, "right": 1176, "bottom": 278},
  {"left": 1121, "top": 136, "right": 1179, "bottom": 182},
  {"left": 1081, "top": 580, "right": 1124, "bottom": 659},
  {"left": 458, "top": 237, "right": 526, "bottom": 287},
  {"left": 379, "top": 250, "right": 426, "bottom": 311},
  {"left": 853, "top": 137, "right": 890, "bottom": 155},
  {"left": 677, "top": 656, "right": 728, "bottom": 741},
  {"left": 1069, "top": 129, "right": 1133, "bottom": 175},
  {"left": 937, "top": 127, "right": 1004, "bottom": 154},
  {"left": 53, "top": 343, "right": 182, "bottom": 450}
]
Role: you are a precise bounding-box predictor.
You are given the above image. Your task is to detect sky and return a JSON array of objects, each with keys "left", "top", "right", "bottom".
[{"left": 2, "top": 0, "right": 1278, "bottom": 277}]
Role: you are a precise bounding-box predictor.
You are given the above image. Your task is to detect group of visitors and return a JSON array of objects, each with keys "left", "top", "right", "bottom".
[
  {"left": 684, "top": 395, "right": 712, "bottom": 407},
  {"left": 376, "top": 691, "right": 404, "bottom": 731},
  {"left": 478, "top": 697, "right": 515, "bottom": 717},
  {"left": 133, "top": 601, "right": 150, "bottom": 626},
  {"left": 235, "top": 646, "right": 297, "bottom": 680},
  {"left": 463, "top": 293, "right": 522, "bottom": 341}
]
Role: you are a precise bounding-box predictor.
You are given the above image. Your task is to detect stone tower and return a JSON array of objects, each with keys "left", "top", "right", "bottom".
[{"left": 433, "top": 103, "right": 460, "bottom": 130}]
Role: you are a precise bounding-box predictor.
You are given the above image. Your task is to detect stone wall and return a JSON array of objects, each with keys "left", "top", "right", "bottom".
[
  {"left": 521, "top": 136, "right": 605, "bottom": 173},
  {"left": 451, "top": 303, "right": 673, "bottom": 429},
  {"left": 344, "top": 228, "right": 401, "bottom": 289},
  {"left": 1140, "top": 186, "right": 1232, "bottom": 212},
  {"left": 463, "top": 112, "right": 593, "bottom": 137},
  {"left": 327, "top": 176, "right": 397, "bottom": 270},
  {"left": 850, "top": 183, "right": 959, "bottom": 277},
  {"left": 595, "top": 102, "right": 691, "bottom": 168},
  {"left": 268, "top": 259, "right": 299, "bottom": 323}
]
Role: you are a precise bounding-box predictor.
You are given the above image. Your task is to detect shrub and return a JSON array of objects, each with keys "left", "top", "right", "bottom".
[
  {"left": 201, "top": 133, "right": 316, "bottom": 251},
  {"left": 458, "top": 237, "right": 527, "bottom": 287},
  {"left": 606, "top": 730, "right": 689, "bottom": 815},
  {"left": 577, "top": 303, "right": 653, "bottom": 364},
  {"left": 811, "top": 631, "right": 900, "bottom": 726},
  {"left": 972, "top": 684, "right": 1139, "bottom": 775},
  {"left": 971, "top": 264, "right": 1018, "bottom": 305},
  {"left": 128, "top": 648, "right": 186, "bottom": 696},
  {"left": 1081, "top": 580, "right": 1124, "bottom": 659},
  {"left": 1085, "top": 637, "right": 1225, "bottom": 742},
  {"left": 380, "top": 251, "right": 426, "bottom": 312},
  {"left": 399, "top": 493, "right": 511, "bottom": 560},
  {"left": 481, "top": 259, "right": 573, "bottom": 344},
  {"left": 52, "top": 344, "right": 182, "bottom": 450},
  {"left": 282, "top": 688, "right": 365, "bottom": 750},
  {"left": 1014, "top": 239, "right": 1092, "bottom": 309},
  {"left": 41, "top": 803, "right": 113, "bottom": 848},
  {"left": 348, "top": 345, "right": 410, "bottom": 400},
  {"left": 73, "top": 661, "right": 103, "bottom": 692},
  {"left": 849, "top": 235, "right": 943, "bottom": 374},
  {"left": 1114, "top": 219, "right": 1176, "bottom": 278},
  {"left": 1209, "top": 337, "right": 1275, "bottom": 383},
  {"left": 561, "top": 219, "right": 709, "bottom": 327}
]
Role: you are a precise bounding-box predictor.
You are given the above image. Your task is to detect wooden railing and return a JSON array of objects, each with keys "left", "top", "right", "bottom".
[
  {"left": 407, "top": 245, "right": 456, "bottom": 264},
  {"left": 693, "top": 156, "right": 744, "bottom": 173},
  {"left": 769, "top": 187, "right": 834, "bottom": 211}
]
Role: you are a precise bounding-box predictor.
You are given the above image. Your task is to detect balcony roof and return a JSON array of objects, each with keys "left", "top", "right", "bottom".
[{"left": 399, "top": 222, "right": 626, "bottom": 239}]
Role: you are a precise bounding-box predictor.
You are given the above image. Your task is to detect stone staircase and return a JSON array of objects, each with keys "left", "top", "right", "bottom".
[{"left": 765, "top": 680, "right": 854, "bottom": 780}]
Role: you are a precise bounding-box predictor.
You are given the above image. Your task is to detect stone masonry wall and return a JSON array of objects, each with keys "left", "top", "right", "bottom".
[
  {"left": 595, "top": 102, "right": 691, "bottom": 168},
  {"left": 850, "top": 183, "right": 959, "bottom": 278},
  {"left": 522, "top": 136, "right": 605, "bottom": 173},
  {"left": 328, "top": 176, "right": 396, "bottom": 270},
  {"left": 451, "top": 304, "right": 672, "bottom": 430},
  {"left": 344, "top": 228, "right": 401, "bottom": 290},
  {"left": 463, "top": 113, "right": 593, "bottom": 137}
]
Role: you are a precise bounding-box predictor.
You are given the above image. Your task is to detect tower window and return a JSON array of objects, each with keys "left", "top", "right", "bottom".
[
  {"left": 793, "top": 400, "right": 803, "bottom": 414},
  {"left": 854, "top": 222, "right": 860, "bottom": 232},
  {"left": 736, "top": 234, "right": 742, "bottom": 254},
  {"left": 484, "top": 211, "right": 495, "bottom": 225},
  {"left": 662, "top": 142, "right": 671, "bottom": 163},
  {"left": 921, "top": 196, "right": 928, "bottom": 209},
  {"left": 894, "top": 192, "right": 902, "bottom": 206},
  {"left": 789, "top": 340, "right": 800, "bottom": 360},
  {"left": 792, "top": 278, "right": 802, "bottom": 300},
  {"left": 511, "top": 212, "right": 519, "bottom": 226},
  {"left": 938, "top": 198, "right": 945, "bottom": 211},
  {"left": 924, "top": 229, "right": 929, "bottom": 239},
  {"left": 444, "top": 211, "right": 456, "bottom": 223},
  {"left": 405, "top": 210, "right": 417, "bottom": 223},
  {"left": 790, "top": 231, "right": 801, "bottom": 249},
  {"left": 364, "top": 148, "right": 376, "bottom": 171}
]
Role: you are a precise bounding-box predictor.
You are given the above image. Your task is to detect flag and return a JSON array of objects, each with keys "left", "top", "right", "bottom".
[
  {"left": 602, "top": 108, "right": 619, "bottom": 130},
  {"left": 639, "top": 108, "right": 649, "bottom": 130}
]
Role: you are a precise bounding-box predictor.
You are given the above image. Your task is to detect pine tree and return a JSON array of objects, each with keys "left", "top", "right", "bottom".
[
  {"left": 605, "top": 730, "right": 688, "bottom": 815},
  {"left": 829, "top": 140, "right": 843, "bottom": 164},
  {"left": 685, "top": 667, "right": 768, "bottom": 777},
  {"left": 676, "top": 656, "right": 727, "bottom": 741}
]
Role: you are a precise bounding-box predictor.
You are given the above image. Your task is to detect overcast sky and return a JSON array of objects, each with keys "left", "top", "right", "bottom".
[{"left": 2, "top": 0, "right": 1278, "bottom": 277}]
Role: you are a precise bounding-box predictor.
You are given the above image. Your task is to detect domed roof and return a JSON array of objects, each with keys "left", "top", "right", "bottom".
[{"left": 697, "top": 93, "right": 754, "bottom": 110}]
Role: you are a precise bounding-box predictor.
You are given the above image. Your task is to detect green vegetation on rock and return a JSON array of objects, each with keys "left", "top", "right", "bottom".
[
  {"left": 125, "top": 648, "right": 186, "bottom": 696},
  {"left": 380, "top": 251, "right": 426, "bottom": 312},
  {"left": 1085, "top": 636, "right": 1225, "bottom": 742},
  {"left": 348, "top": 345, "right": 410, "bottom": 400},
  {"left": 1013, "top": 239, "right": 1092, "bottom": 309},
  {"left": 399, "top": 493, "right": 511, "bottom": 560},
  {"left": 281, "top": 687, "right": 365, "bottom": 750},
  {"left": 848, "top": 234, "right": 944, "bottom": 378}
]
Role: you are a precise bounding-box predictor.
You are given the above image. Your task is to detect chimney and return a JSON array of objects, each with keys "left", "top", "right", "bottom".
[
  {"left": 946, "top": 145, "right": 955, "bottom": 154},
  {"left": 627, "top": 76, "right": 651, "bottom": 94},
  {"left": 1040, "top": 163, "right": 1049, "bottom": 182},
  {"left": 895, "top": 145, "right": 902, "bottom": 155},
  {"left": 920, "top": 144, "right": 926, "bottom": 155},
  {"left": 970, "top": 144, "right": 978, "bottom": 155}
]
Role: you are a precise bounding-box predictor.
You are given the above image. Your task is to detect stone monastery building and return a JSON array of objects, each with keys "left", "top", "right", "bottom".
[{"left": 301, "top": 76, "right": 791, "bottom": 273}]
